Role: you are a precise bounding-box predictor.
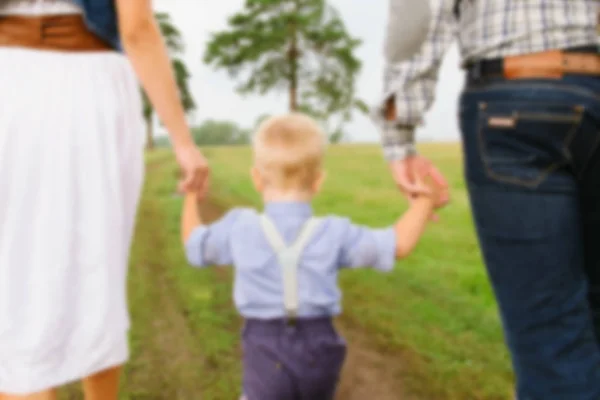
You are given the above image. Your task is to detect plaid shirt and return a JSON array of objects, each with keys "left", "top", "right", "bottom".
[{"left": 374, "top": 0, "right": 600, "bottom": 161}]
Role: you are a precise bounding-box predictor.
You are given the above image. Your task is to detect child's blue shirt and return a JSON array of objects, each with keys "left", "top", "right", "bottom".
[{"left": 185, "top": 202, "right": 396, "bottom": 319}]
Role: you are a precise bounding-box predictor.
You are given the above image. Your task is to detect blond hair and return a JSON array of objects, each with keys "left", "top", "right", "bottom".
[{"left": 253, "top": 113, "right": 326, "bottom": 191}]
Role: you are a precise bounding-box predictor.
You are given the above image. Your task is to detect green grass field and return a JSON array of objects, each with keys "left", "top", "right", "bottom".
[
  {"left": 59, "top": 143, "right": 514, "bottom": 399},
  {"left": 196, "top": 144, "right": 514, "bottom": 399}
]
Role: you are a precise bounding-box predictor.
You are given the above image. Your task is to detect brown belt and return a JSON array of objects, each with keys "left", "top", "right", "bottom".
[
  {"left": 505, "top": 50, "right": 600, "bottom": 79},
  {"left": 467, "top": 48, "right": 600, "bottom": 81},
  {"left": 0, "top": 14, "right": 112, "bottom": 52}
]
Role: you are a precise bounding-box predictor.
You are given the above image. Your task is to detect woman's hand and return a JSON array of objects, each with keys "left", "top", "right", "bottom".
[{"left": 174, "top": 144, "right": 210, "bottom": 199}]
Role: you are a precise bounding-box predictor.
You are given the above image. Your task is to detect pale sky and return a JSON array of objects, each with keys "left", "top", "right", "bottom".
[{"left": 153, "top": 0, "right": 464, "bottom": 143}]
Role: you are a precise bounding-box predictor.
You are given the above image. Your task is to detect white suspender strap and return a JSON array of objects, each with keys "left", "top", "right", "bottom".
[
  {"left": 259, "top": 215, "right": 287, "bottom": 252},
  {"left": 259, "top": 215, "right": 321, "bottom": 319}
]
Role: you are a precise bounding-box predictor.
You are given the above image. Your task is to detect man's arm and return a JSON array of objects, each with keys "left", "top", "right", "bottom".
[
  {"left": 384, "top": 0, "right": 432, "bottom": 64},
  {"left": 374, "top": 0, "right": 457, "bottom": 161}
]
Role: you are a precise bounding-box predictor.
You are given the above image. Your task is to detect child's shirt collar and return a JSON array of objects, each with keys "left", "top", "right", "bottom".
[{"left": 264, "top": 201, "right": 313, "bottom": 218}]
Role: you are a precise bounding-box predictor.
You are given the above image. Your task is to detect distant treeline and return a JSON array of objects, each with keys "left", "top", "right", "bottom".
[
  {"left": 155, "top": 119, "right": 251, "bottom": 147},
  {"left": 154, "top": 117, "right": 347, "bottom": 148}
]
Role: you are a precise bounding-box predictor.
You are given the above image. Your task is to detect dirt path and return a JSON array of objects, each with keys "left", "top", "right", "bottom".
[
  {"left": 336, "top": 319, "right": 415, "bottom": 400},
  {"left": 120, "top": 193, "right": 209, "bottom": 399}
]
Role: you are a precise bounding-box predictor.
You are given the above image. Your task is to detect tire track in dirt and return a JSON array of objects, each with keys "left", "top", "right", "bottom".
[
  {"left": 335, "top": 318, "right": 416, "bottom": 400},
  {"left": 201, "top": 200, "right": 411, "bottom": 400},
  {"left": 120, "top": 178, "right": 210, "bottom": 399}
]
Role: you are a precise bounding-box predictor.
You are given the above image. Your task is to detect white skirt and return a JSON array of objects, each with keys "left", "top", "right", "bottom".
[{"left": 0, "top": 48, "right": 145, "bottom": 394}]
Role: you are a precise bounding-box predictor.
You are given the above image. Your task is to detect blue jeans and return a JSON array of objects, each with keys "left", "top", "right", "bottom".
[{"left": 460, "top": 75, "right": 600, "bottom": 400}]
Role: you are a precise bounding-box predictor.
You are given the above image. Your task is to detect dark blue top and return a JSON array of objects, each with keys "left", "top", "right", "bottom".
[{"left": 73, "top": 0, "right": 121, "bottom": 51}]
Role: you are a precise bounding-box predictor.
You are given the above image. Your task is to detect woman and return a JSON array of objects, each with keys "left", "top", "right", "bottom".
[{"left": 0, "top": 0, "right": 208, "bottom": 399}]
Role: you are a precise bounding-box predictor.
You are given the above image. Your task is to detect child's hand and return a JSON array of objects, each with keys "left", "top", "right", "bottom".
[
  {"left": 184, "top": 190, "right": 203, "bottom": 202},
  {"left": 414, "top": 175, "right": 449, "bottom": 209},
  {"left": 182, "top": 189, "right": 204, "bottom": 244}
]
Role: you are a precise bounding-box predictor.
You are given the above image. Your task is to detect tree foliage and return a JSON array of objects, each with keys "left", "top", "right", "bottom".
[
  {"left": 153, "top": 119, "right": 251, "bottom": 147},
  {"left": 143, "top": 12, "right": 195, "bottom": 149},
  {"left": 192, "top": 120, "right": 251, "bottom": 146},
  {"left": 203, "top": 0, "right": 367, "bottom": 140}
]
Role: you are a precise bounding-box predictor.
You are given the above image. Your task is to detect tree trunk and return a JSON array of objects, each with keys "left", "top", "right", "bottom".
[
  {"left": 288, "top": 17, "right": 298, "bottom": 111},
  {"left": 145, "top": 112, "right": 154, "bottom": 150}
]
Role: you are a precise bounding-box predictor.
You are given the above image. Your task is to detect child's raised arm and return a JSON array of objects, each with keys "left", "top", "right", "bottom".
[
  {"left": 181, "top": 197, "right": 242, "bottom": 268},
  {"left": 181, "top": 192, "right": 203, "bottom": 245},
  {"left": 393, "top": 196, "right": 434, "bottom": 259},
  {"left": 394, "top": 175, "right": 445, "bottom": 259},
  {"left": 337, "top": 176, "right": 446, "bottom": 271}
]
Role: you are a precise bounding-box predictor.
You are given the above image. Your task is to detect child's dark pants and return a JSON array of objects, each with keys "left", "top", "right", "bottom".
[{"left": 242, "top": 317, "right": 346, "bottom": 400}]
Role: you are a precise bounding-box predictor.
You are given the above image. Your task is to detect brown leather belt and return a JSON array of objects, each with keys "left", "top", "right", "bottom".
[
  {"left": 466, "top": 46, "right": 600, "bottom": 81},
  {"left": 0, "top": 14, "right": 112, "bottom": 52}
]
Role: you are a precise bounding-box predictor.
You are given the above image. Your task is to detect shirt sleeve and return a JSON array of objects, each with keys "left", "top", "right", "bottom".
[
  {"left": 384, "top": 0, "right": 432, "bottom": 63},
  {"left": 372, "top": 0, "right": 457, "bottom": 161},
  {"left": 338, "top": 220, "right": 397, "bottom": 271},
  {"left": 184, "top": 209, "right": 241, "bottom": 268}
]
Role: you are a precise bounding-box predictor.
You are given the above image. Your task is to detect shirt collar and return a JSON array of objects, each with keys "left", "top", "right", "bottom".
[{"left": 264, "top": 201, "right": 313, "bottom": 218}]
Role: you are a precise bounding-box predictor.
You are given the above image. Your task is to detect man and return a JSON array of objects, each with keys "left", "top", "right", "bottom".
[{"left": 374, "top": 0, "right": 600, "bottom": 399}]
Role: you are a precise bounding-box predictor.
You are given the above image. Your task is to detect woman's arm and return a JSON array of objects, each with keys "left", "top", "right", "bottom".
[{"left": 115, "top": 0, "right": 209, "bottom": 195}]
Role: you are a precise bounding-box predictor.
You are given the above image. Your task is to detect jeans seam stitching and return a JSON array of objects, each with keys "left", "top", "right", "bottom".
[
  {"left": 577, "top": 129, "right": 600, "bottom": 179},
  {"left": 477, "top": 102, "right": 583, "bottom": 188},
  {"left": 562, "top": 108, "right": 585, "bottom": 176}
]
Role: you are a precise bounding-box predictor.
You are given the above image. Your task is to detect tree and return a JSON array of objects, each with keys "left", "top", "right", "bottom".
[
  {"left": 203, "top": 0, "right": 367, "bottom": 140},
  {"left": 191, "top": 120, "right": 251, "bottom": 146},
  {"left": 143, "top": 12, "right": 195, "bottom": 150}
]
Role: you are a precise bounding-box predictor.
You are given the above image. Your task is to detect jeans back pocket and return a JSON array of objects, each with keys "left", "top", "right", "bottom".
[{"left": 476, "top": 101, "right": 584, "bottom": 188}]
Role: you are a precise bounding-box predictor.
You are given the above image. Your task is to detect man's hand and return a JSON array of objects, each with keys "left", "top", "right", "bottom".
[{"left": 389, "top": 155, "right": 450, "bottom": 218}]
